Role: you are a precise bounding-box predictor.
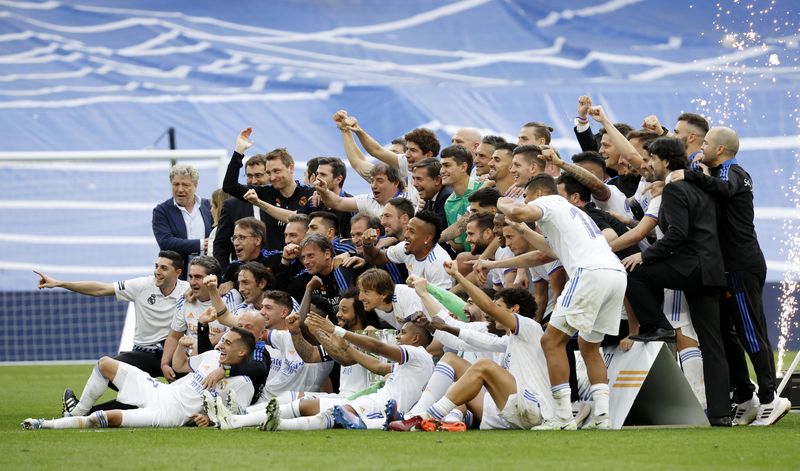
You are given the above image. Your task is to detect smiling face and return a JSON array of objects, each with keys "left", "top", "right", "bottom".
[
  {"left": 473, "top": 143, "right": 494, "bottom": 176},
  {"left": 349, "top": 218, "right": 369, "bottom": 255},
  {"left": 171, "top": 175, "right": 197, "bottom": 208},
  {"left": 403, "top": 217, "right": 433, "bottom": 255},
  {"left": 284, "top": 221, "right": 307, "bottom": 246},
  {"left": 411, "top": 166, "right": 441, "bottom": 200},
  {"left": 466, "top": 220, "right": 491, "bottom": 255},
  {"left": 233, "top": 225, "right": 261, "bottom": 262},
  {"left": 265, "top": 159, "right": 294, "bottom": 191},
  {"left": 371, "top": 173, "right": 400, "bottom": 205},
  {"left": 648, "top": 154, "right": 670, "bottom": 182},
  {"left": 216, "top": 330, "right": 246, "bottom": 365},
  {"left": 153, "top": 256, "right": 180, "bottom": 289},
  {"left": 237, "top": 269, "right": 263, "bottom": 305},
  {"left": 395, "top": 322, "right": 419, "bottom": 346},
  {"left": 245, "top": 163, "right": 268, "bottom": 186},
  {"left": 380, "top": 203, "right": 406, "bottom": 239},
  {"left": 439, "top": 156, "right": 466, "bottom": 186},
  {"left": 260, "top": 297, "right": 288, "bottom": 329},
  {"left": 404, "top": 141, "right": 429, "bottom": 166},
  {"left": 502, "top": 226, "right": 528, "bottom": 255},
  {"left": 336, "top": 297, "right": 359, "bottom": 329},
  {"left": 599, "top": 134, "right": 620, "bottom": 169},
  {"left": 510, "top": 154, "right": 535, "bottom": 188},
  {"left": 489, "top": 149, "right": 512, "bottom": 182},
  {"left": 358, "top": 288, "right": 385, "bottom": 311},
  {"left": 300, "top": 243, "right": 332, "bottom": 275}
]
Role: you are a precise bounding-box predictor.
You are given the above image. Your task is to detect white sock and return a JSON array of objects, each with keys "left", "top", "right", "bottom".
[
  {"left": 407, "top": 362, "right": 455, "bottom": 416},
  {"left": 278, "top": 412, "right": 334, "bottom": 431},
  {"left": 426, "top": 396, "right": 457, "bottom": 421},
  {"left": 679, "top": 347, "right": 706, "bottom": 409},
  {"left": 227, "top": 409, "right": 264, "bottom": 429},
  {"left": 589, "top": 383, "right": 610, "bottom": 417},
  {"left": 442, "top": 409, "right": 464, "bottom": 423},
  {"left": 73, "top": 366, "right": 108, "bottom": 416},
  {"left": 280, "top": 400, "right": 302, "bottom": 419},
  {"left": 552, "top": 383, "right": 573, "bottom": 421},
  {"left": 42, "top": 411, "right": 107, "bottom": 429}
]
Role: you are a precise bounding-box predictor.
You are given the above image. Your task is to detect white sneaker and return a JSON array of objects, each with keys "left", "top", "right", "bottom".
[
  {"left": 581, "top": 413, "right": 611, "bottom": 430},
  {"left": 201, "top": 391, "right": 218, "bottom": 426},
  {"left": 750, "top": 396, "right": 791, "bottom": 426},
  {"left": 259, "top": 398, "right": 280, "bottom": 432},
  {"left": 572, "top": 401, "right": 592, "bottom": 428},
  {"left": 531, "top": 418, "right": 578, "bottom": 431},
  {"left": 225, "top": 390, "right": 241, "bottom": 415},
  {"left": 21, "top": 418, "right": 44, "bottom": 430},
  {"left": 731, "top": 393, "right": 760, "bottom": 426},
  {"left": 214, "top": 396, "right": 233, "bottom": 430}
]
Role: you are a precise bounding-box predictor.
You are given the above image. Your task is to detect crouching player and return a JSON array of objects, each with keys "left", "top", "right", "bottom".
[
  {"left": 388, "top": 260, "right": 554, "bottom": 431},
  {"left": 22, "top": 328, "right": 255, "bottom": 430},
  {"left": 256, "top": 314, "right": 434, "bottom": 431}
]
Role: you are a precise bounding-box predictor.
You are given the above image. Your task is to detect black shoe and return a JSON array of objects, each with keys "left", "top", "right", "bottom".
[
  {"left": 62, "top": 388, "right": 78, "bottom": 416},
  {"left": 629, "top": 327, "right": 677, "bottom": 343},
  {"left": 708, "top": 416, "right": 732, "bottom": 427}
]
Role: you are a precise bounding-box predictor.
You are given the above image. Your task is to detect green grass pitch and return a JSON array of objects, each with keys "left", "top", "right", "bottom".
[{"left": 1, "top": 363, "right": 798, "bottom": 470}]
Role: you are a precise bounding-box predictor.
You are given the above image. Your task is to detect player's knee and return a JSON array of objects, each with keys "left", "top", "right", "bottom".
[
  {"left": 472, "top": 359, "right": 497, "bottom": 376},
  {"left": 440, "top": 351, "right": 460, "bottom": 365},
  {"left": 97, "top": 356, "right": 116, "bottom": 378}
]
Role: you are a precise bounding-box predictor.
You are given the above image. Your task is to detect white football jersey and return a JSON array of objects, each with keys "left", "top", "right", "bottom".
[
  {"left": 171, "top": 291, "right": 242, "bottom": 340},
  {"left": 374, "top": 345, "right": 434, "bottom": 413},
  {"left": 528, "top": 195, "right": 623, "bottom": 276},
  {"left": 386, "top": 241, "right": 453, "bottom": 289},
  {"left": 374, "top": 284, "right": 424, "bottom": 328},
  {"left": 115, "top": 276, "right": 190, "bottom": 346},
  {"left": 529, "top": 260, "right": 564, "bottom": 318},
  {"left": 593, "top": 184, "right": 633, "bottom": 220},
  {"left": 173, "top": 350, "right": 224, "bottom": 415},
  {"left": 506, "top": 315, "right": 555, "bottom": 421},
  {"left": 338, "top": 363, "right": 371, "bottom": 398},
  {"left": 490, "top": 246, "right": 515, "bottom": 288},
  {"left": 264, "top": 329, "right": 332, "bottom": 396},
  {"left": 355, "top": 190, "right": 419, "bottom": 219}
]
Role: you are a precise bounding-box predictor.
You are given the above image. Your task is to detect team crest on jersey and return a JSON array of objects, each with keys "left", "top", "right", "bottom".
[
  {"left": 147, "top": 294, "right": 157, "bottom": 305},
  {"left": 744, "top": 178, "right": 752, "bottom": 189},
  {"left": 298, "top": 196, "right": 308, "bottom": 207}
]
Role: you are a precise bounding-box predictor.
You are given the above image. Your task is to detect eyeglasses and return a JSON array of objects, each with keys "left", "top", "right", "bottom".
[{"left": 230, "top": 235, "right": 256, "bottom": 243}]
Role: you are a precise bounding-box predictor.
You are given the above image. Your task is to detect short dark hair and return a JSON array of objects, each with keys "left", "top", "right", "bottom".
[
  {"left": 387, "top": 197, "right": 415, "bottom": 219},
  {"left": 556, "top": 173, "right": 591, "bottom": 202},
  {"left": 305, "top": 157, "right": 321, "bottom": 179},
  {"left": 571, "top": 150, "right": 606, "bottom": 171},
  {"left": 309, "top": 295, "right": 335, "bottom": 320},
  {"left": 414, "top": 210, "right": 442, "bottom": 245},
  {"left": 371, "top": 163, "right": 404, "bottom": 190},
  {"left": 189, "top": 255, "right": 222, "bottom": 278},
  {"left": 351, "top": 212, "right": 383, "bottom": 234},
  {"left": 440, "top": 145, "right": 473, "bottom": 174},
  {"left": 300, "top": 233, "right": 334, "bottom": 256},
  {"left": 677, "top": 112, "right": 710, "bottom": 135},
  {"left": 266, "top": 148, "right": 294, "bottom": 168},
  {"left": 513, "top": 145, "right": 545, "bottom": 172},
  {"left": 647, "top": 137, "right": 688, "bottom": 171},
  {"left": 626, "top": 129, "right": 660, "bottom": 149},
  {"left": 245, "top": 154, "right": 268, "bottom": 169},
  {"left": 411, "top": 158, "right": 441, "bottom": 179},
  {"left": 158, "top": 250, "right": 184, "bottom": 272},
  {"left": 263, "top": 290, "right": 293, "bottom": 311},
  {"left": 598, "top": 123, "right": 634, "bottom": 139},
  {"left": 239, "top": 261, "right": 273, "bottom": 286},
  {"left": 341, "top": 288, "right": 381, "bottom": 328},
  {"left": 228, "top": 326, "right": 256, "bottom": 355},
  {"left": 235, "top": 217, "right": 266, "bottom": 245},
  {"left": 481, "top": 135, "right": 507, "bottom": 148},
  {"left": 522, "top": 122, "right": 554, "bottom": 144},
  {"left": 468, "top": 187, "right": 500, "bottom": 208},
  {"left": 309, "top": 211, "right": 339, "bottom": 236},
  {"left": 496, "top": 287, "right": 537, "bottom": 319},
  {"left": 525, "top": 173, "right": 558, "bottom": 196},
  {"left": 316, "top": 157, "right": 347, "bottom": 186},
  {"left": 495, "top": 142, "right": 518, "bottom": 154},
  {"left": 467, "top": 212, "right": 495, "bottom": 232},
  {"left": 404, "top": 128, "right": 440, "bottom": 157}
]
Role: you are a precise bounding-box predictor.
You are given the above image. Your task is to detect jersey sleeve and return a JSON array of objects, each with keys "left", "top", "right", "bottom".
[
  {"left": 222, "top": 290, "right": 243, "bottom": 314},
  {"left": 385, "top": 241, "right": 406, "bottom": 264},
  {"left": 354, "top": 194, "right": 377, "bottom": 215},
  {"left": 171, "top": 296, "right": 188, "bottom": 333},
  {"left": 114, "top": 276, "right": 148, "bottom": 302},
  {"left": 513, "top": 314, "right": 543, "bottom": 341},
  {"left": 644, "top": 195, "right": 661, "bottom": 220},
  {"left": 399, "top": 345, "right": 429, "bottom": 366}
]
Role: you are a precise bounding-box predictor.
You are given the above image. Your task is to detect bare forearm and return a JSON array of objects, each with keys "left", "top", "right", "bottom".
[
  {"left": 440, "top": 214, "right": 469, "bottom": 242},
  {"left": 172, "top": 345, "right": 191, "bottom": 373},
  {"left": 341, "top": 130, "right": 374, "bottom": 180},
  {"left": 290, "top": 332, "right": 322, "bottom": 363},
  {"left": 255, "top": 200, "right": 293, "bottom": 223},
  {"left": 362, "top": 244, "right": 389, "bottom": 266},
  {"left": 557, "top": 161, "right": 610, "bottom": 200},
  {"left": 354, "top": 129, "right": 399, "bottom": 167},
  {"left": 57, "top": 281, "right": 115, "bottom": 297}
]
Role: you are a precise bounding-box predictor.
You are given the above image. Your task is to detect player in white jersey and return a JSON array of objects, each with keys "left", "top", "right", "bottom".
[
  {"left": 498, "top": 174, "right": 627, "bottom": 430},
  {"left": 256, "top": 316, "right": 434, "bottom": 432},
  {"left": 35, "top": 250, "right": 189, "bottom": 379},
  {"left": 361, "top": 211, "right": 454, "bottom": 289},
  {"left": 161, "top": 256, "right": 242, "bottom": 381},
  {"left": 389, "top": 262, "right": 552, "bottom": 432},
  {"left": 22, "top": 328, "right": 255, "bottom": 430},
  {"left": 356, "top": 268, "right": 423, "bottom": 328}
]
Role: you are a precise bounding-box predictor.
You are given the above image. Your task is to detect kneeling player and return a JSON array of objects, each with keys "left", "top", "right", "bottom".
[{"left": 22, "top": 328, "right": 254, "bottom": 430}]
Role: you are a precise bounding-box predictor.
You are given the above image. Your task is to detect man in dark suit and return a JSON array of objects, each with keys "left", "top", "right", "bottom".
[
  {"left": 411, "top": 157, "right": 451, "bottom": 231},
  {"left": 213, "top": 154, "right": 270, "bottom": 274},
  {"left": 152, "top": 165, "right": 213, "bottom": 279},
  {"left": 621, "top": 137, "right": 730, "bottom": 426}
]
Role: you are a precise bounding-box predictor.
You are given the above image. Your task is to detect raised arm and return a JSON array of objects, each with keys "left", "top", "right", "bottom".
[
  {"left": 359, "top": 228, "right": 391, "bottom": 266},
  {"left": 541, "top": 147, "right": 610, "bottom": 201},
  {"left": 589, "top": 106, "right": 643, "bottom": 171},
  {"left": 334, "top": 111, "right": 374, "bottom": 181},
  {"left": 244, "top": 189, "right": 293, "bottom": 223},
  {"left": 35, "top": 271, "right": 115, "bottom": 297},
  {"left": 316, "top": 330, "right": 392, "bottom": 375},
  {"left": 608, "top": 215, "right": 658, "bottom": 252},
  {"left": 204, "top": 275, "right": 236, "bottom": 327},
  {"left": 171, "top": 335, "right": 194, "bottom": 373},
  {"left": 221, "top": 128, "right": 255, "bottom": 200},
  {"left": 345, "top": 114, "right": 401, "bottom": 168},
  {"left": 443, "top": 260, "right": 517, "bottom": 333},
  {"left": 287, "top": 313, "right": 322, "bottom": 363},
  {"left": 313, "top": 177, "right": 359, "bottom": 213},
  {"left": 497, "top": 197, "right": 543, "bottom": 224}
]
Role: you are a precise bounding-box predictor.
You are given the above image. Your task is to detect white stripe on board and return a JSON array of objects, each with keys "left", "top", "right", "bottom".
[
  {"left": 0, "top": 233, "right": 156, "bottom": 245},
  {"left": 0, "top": 200, "right": 156, "bottom": 211},
  {"left": 0, "top": 260, "right": 152, "bottom": 275}
]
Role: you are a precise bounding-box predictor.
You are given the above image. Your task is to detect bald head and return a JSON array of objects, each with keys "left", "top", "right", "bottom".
[
  {"left": 452, "top": 128, "right": 482, "bottom": 156},
  {"left": 237, "top": 310, "right": 266, "bottom": 339},
  {"left": 702, "top": 127, "right": 739, "bottom": 166}
]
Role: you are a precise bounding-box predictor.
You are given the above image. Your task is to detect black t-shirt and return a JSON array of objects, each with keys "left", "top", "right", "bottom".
[
  {"left": 222, "top": 151, "right": 316, "bottom": 250},
  {"left": 222, "top": 252, "right": 272, "bottom": 288},
  {"left": 297, "top": 191, "right": 354, "bottom": 239}
]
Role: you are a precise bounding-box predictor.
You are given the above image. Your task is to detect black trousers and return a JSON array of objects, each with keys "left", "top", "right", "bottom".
[
  {"left": 626, "top": 262, "right": 729, "bottom": 418},
  {"left": 89, "top": 350, "right": 163, "bottom": 413},
  {"left": 721, "top": 270, "right": 776, "bottom": 404}
]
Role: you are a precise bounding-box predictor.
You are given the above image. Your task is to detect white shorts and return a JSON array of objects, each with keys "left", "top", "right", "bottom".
[
  {"left": 663, "top": 289, "right": 698, "bottom": 342},
  {"left": 344, "top": 393, "right": 387, "bottom": 430},
  {"left": 478, "top": 388, "right": 542, "bottom": 430},
  {"left": 113, "top": 362, "right": 186, "bottom": 427},
  {"left": 551, "top": 268, "right": 626, "bottom": 343},
  {"left": 297, "top": 391, "right": 350, "bottom": 412}
]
